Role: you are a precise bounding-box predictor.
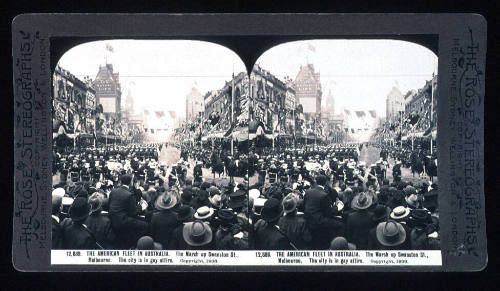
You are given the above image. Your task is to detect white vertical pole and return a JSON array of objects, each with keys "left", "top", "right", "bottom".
[
  {"left": 430, "top": 76, "right": 435, "bottom": 155},
  {"left": 231, "top": 71, "right": 235, "bottom": 156},
  {"left": 400, "top": 111, "right": 403, "bottom": 148}
]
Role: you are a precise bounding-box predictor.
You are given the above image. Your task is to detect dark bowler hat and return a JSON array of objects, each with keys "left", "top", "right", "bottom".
[
  {"left": 69, "top": 196, "right": 91, "bottom": 222},
  {"left": 329, "top": 237, "right": 356, "bottom": 250},
  {"left": 200, "top": 182, "right": 211, "bottom": 190},
  {"left": 410, "top": 208, "right": 432, "bottom": 226},
  {"left": 217, "top": 209, "right": 235, "bottom": 224},
  {"left": 136, "top": 236, "right": 162, "bottom": 250},
  {"left": 181, "top": 188, "right": 193, "bottom": 204},
  {"left": 261, "top": 198, "right": 284, "bottom": 222},
  {"left": 371, "top": 204, "right": 390, "bottom": 223},
  {"left": 228, "top": 189, "right": 247, "bottom": 209},
  {"left": 176, "top": 205, "right": 194, "bottom": 222}
]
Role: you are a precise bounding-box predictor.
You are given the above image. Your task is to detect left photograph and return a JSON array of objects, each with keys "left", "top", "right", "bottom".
[{"left": 51, "top": 40, "right": 250, "bottom": 250}]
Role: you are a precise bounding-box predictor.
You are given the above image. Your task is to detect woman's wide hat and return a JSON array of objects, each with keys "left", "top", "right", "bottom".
[
  {"left": 351, "top": 192, "right": 373, "bottom": 210},
  {"left": 376, "top": 220, "right": 407, "bottom": 247},
  {"left": 155, "top": 192, "right": 178, "bottom": 210},
  {"left": 182, "top": 221, "right": 213, "bottom": 247}
]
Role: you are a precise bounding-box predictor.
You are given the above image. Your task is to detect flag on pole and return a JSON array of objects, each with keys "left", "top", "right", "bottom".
[
  {"left": 105, "top": 43, "right": 114, "bottom": 53},
  {"left": 307, "top": 43, "right": 316, "bottom": 52}
]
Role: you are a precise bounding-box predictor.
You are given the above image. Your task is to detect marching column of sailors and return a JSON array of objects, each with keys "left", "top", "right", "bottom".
[
  {"left": 52, "top": 142, "right": 249, "bottom": 250},
  {"left": 248, "top": 143, "right": 439, "bottom": 251}
]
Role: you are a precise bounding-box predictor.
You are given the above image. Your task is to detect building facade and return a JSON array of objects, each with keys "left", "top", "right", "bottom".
[
  {"left": 92, "top": 63, "right": 122, "bottom": 119},
  {"left": 250, "top": 65, "right": 295, "bottom": 134},
  {"left": 185, "top": 87, "right": 204, "bottom": 121},
  {"left": 324, "top": 89, "right": 335, "bottom": 121},
  {"left": 53, "top": 65, "right": 96, "bottom": 134},
  {"left": 405, "top": 78, "right": 435, "bottom": 133},
  {"left": 204, "top": 72, "right": 249, "bottom": 130},
  {"left": 385, "top": 86, "right": 405, "bottom": 122},
  {"left": 293, "top": 64, "right": 322, "bottom": 119}
]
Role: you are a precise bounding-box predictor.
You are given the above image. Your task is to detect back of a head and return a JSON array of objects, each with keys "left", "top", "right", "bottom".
[
  {"left": 121, "top": 174, "right": 132, "bottom": 186},
  {"left": 315, "top": 175, "right": 327, "bottom": 186}
]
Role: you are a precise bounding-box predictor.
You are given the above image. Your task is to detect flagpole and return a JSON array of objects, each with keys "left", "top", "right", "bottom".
[
  {"left": 293, "top": 100, "right": 296, "bottom": 148},
  {"left": 411, "top": 124, "right": 414, "bottom": 151},
  {"left": 430, "top": 76, "right": 435, "bottom": 155},
  {"left": 399, "top": 111, "right": 403, "bottom": 149},
  {"left": 231, "top": 70, "right": 235, "bottom": 156},
  {"left": 314, "top": 115, "right": 317, "bottom": 151}
]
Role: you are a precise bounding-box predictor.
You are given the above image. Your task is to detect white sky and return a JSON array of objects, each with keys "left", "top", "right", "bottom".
[
  {"left": 255, "top": 39, "right": 438, "bottom": 117},
  {"left": 58, "top": 39, "right": 437, "bottom": 119},
  {"left": 57, "top": 40, "right": 246, "bottom": 118}
]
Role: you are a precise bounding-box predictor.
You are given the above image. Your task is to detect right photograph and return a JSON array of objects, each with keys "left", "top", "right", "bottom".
[{"left": 248, "top": 39, "right": 439, "bottom": 251}]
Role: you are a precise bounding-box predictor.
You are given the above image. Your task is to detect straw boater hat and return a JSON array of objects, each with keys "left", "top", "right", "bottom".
[
  {"left": 390, "top": 206, "right": 411, "bottom": 220},
  {"left": 376, "top": 220, "right": 407, "bottom": 246},
  {"left": 155, "top": 191, "right": 178, "bottom": 210},
  {"left": 194, "top": 206, "right": 215, "bottom": 220},
  {"left": 182, "top": 221, "right": 213, "bottom": 247},
  {"left": 52, "top": 188, "right": 65, "bottom": 207},
  {"left": 62, "top": 196, "right": 74, "bottom": 208},
  {"left": 248, "top": 189, "right": 261, "bottom": 201},
  {"left": 351, "top": 192, "right": 373, "bottom": 210}
]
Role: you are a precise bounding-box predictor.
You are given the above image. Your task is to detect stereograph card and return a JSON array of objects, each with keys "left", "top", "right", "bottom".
[{"left": 11, "top": 13, "right": 487, "bottom": 271}]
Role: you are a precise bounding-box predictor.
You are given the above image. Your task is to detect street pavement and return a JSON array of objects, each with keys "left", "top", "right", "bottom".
[{"left": 361, "top": 144, "right": 437, "bottom": 185}]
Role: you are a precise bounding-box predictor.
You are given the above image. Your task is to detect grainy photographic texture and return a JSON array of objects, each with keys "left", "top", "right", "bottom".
[{"left": 12, "top": 14, "right": 486, "bottom": 271}]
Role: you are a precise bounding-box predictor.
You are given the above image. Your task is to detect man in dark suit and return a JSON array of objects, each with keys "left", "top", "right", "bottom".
[
  {"left": 254, "top": 198, "right": 292, "bottom": 250},
  {"left": 60, "top": 197, "right": 99, "bottom": 249},
  {"left": 346, "top": 192, "right": 376, "bottom": 250},
  {"left": 303, "top": 175, "right": 345, "bottom": 249},
  {"left": 85, "top": 193, "right": 117, "bottom": 249},
  {"left": 150, "top": 191, "right": 180, "bottom": 249},
  {"left": 108, "top": 174, "right": 148, "bottom": 248}
]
